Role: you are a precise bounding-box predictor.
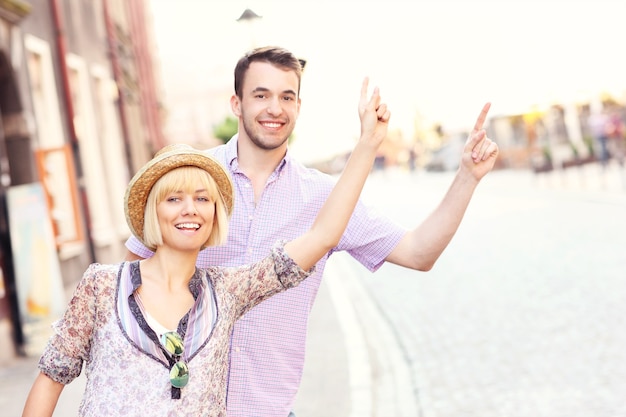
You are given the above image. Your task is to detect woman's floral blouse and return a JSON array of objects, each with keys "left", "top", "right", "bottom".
[{"left": 38, "top": 241, "right": 311, "bottom": 416}]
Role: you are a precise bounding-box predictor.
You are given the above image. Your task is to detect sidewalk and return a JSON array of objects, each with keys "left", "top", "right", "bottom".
[
  {"left": 293, "top": 274, "right": 351, "bottom": 416},
  {"left": 0, "top": 317, "right": 86, "bottom": 416},
  {"left": 0, "top": 354, "right": 86, "bottom": 416}
]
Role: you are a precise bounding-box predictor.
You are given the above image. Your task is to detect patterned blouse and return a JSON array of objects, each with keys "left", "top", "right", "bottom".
[{"left": 38, "top": 242, "right": 311, "bottom": 417}]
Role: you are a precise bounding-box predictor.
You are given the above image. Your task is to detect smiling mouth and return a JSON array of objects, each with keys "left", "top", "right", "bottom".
[
  {"left": 260, "top": 121, "right": 283, "bottom": 129},
  {"left": 176, "top": 223, "right": 200, "bottom": 230}
]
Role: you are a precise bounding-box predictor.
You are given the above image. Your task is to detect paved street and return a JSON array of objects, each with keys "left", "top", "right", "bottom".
[
  {"left": 296, "top": 161, "right": 626, "bottom": 417},
  {"left": 2, "top": 162, "right": 625, "bottom": 416}
]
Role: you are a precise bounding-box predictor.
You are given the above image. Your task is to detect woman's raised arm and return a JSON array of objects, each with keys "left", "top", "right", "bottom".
[{"left": 284, "top": 77, "right": 391, "bottom": 270}]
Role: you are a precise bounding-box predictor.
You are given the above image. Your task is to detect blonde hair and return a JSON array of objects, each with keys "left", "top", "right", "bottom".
[{"left": 143, "top": 166, "right": 229, "bottom": 250}]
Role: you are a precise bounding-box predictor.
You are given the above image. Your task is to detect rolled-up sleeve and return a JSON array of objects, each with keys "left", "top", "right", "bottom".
[
  {"left": 38, "top": 264, "right": 100, "bottom": 384},
  {"left": 270, "top": 239, "right": 315, "bottom": 288}
]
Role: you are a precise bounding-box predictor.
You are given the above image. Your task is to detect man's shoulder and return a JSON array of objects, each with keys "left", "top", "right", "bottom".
[
  {"left": 205, "top": 143, "right": 228, "bottom": 159},
  {"left": 285, "top": 158, "right": 337, "bottom": 190},
  {"left": 287, "top": 157, "right": 333, "bottom": 178}
]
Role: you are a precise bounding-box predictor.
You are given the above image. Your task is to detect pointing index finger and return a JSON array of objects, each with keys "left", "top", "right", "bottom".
[
  {"left": 473, "top": 102, "right": 491, "bottom": 132},
  {"left": 359, "top": 77, "right": 370, "bottom": 108}
]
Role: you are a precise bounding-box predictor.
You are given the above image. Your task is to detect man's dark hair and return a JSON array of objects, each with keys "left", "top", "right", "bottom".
[{"left": 234, "top": 46, "right": 303, "bottom": 98}]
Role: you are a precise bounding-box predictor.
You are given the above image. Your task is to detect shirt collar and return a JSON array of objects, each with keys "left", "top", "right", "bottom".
[
  {"left": 117, "top": 261, "right": 216, "bottom": 364},
  {"left": 226, "top": 133, "right": 290, "bottom": 176},
  {"left": 224, "top": 134, "right": 239, "bottom": 169},
  {"left": 128, "top": 260, "right": 204, "bottom": 299}
]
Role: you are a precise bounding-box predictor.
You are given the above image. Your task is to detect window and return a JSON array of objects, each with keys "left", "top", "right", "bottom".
[{"left": 25, "top": 35, "right": 84, "bottom": 258}]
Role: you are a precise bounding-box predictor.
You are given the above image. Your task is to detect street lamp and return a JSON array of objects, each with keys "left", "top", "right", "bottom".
[
  {"left": 236, "top": 8, "right": 262, "bottom": 22},
  {"left": 236, "top": 8, "right": 306, "bottom": 72},
  {"left": 236, "top": 8, "right": 262, "bottom": 48}
]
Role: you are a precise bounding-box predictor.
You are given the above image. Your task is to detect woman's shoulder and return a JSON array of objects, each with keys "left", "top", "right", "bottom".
[
  {"left": 85, "top": 262, "right": 123, "bottom": 276},
  {"left": 80, "top": 262, "right": 124, "bottom": 290}
]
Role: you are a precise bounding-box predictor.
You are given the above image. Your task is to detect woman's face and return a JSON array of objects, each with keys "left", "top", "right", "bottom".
[{"left": 156, "top": 178, "right": 216, "bottom": 252}]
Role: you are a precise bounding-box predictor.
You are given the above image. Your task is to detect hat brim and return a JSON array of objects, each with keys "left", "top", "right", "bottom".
[{"left": 124, "top": 145, "right": 233, "bottom": 249}]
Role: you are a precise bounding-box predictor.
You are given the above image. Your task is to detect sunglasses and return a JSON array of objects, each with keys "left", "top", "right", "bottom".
[{"left": 161, "top": 331, "right": 189, "bottom": 388}]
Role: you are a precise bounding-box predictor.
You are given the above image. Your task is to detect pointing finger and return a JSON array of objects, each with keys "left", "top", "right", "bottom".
[
  {"left": 369, "top": 86, "right": 381, "bottom": 109},
  {"left": 472, "top": 102, "right": 491, "bottom": 132},
  {"left": 359, "top": 77, "right": 370, "bottom": 112}
]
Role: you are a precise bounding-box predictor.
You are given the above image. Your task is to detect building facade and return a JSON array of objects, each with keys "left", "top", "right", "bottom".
[{"left": 0, "top": 0, "right": 164, "bottom": 363}]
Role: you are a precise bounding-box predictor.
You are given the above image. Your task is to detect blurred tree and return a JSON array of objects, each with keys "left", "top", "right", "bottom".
[{"left": 213, "top": 116, "right": 238, "bottom": 144}]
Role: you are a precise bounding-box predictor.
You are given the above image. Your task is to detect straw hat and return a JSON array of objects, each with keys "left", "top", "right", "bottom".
[{"left": 124, "top": 143, "right": 233, "bottom": 247}]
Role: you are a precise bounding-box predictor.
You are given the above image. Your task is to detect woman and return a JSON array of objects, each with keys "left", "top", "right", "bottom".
[{"left": 22, "top": 82, "right": 390, "bottom": 417}]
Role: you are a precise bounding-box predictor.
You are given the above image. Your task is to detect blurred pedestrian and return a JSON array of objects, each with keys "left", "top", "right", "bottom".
[
  {"left": 21, "top": 81, "right": 389, "bottom": 417},
  {"left": 589, "top": 108, "right": 610, "bottom": 166},
  {"left": 408, "top": 145, "right": 418, "bottom": 172},
  {"left": 605, "top": 106, "right": 625, "bottom": 166},
  {"left": 125, "top": 46, "right": 499, "bottom": 417}
]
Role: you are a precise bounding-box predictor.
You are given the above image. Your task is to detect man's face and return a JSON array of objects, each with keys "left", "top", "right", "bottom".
[{"left": 231, "top": 61, "right": 301, "bottom": 151}]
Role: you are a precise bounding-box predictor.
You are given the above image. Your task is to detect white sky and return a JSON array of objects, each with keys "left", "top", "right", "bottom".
[{"left": 149, "top": 0, "right": 626, "bottom": 163}]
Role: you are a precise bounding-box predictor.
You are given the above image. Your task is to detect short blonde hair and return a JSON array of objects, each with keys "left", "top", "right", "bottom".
[{"left": 142, "top": 166, "right": 229, "bottom": 250}]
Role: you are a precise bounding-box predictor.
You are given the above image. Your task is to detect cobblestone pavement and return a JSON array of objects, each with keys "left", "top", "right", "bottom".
[{"left": 325, "top": 162, "right": 626, "bottom": 417}]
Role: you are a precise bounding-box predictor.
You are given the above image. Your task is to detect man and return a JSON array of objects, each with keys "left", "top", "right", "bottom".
[{"left": 126, "top": 46, "right": 498, "bottom": 416}]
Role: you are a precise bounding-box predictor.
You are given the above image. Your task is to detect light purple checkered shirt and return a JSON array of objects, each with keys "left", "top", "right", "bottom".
[{"left": 125, "top": 136, "right": 406, "bottom": 416}]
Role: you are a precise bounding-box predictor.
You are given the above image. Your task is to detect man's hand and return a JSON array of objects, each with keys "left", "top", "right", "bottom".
[
  {"left": 460, "top": 102, "right": 499, "bottom": 181},
  {"left": 358, "top": 77, "right": 391, "bottom": 148}
]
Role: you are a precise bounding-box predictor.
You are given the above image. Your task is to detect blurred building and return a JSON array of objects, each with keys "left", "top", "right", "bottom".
[
  {"left": 0, "top": 0, "right": 164, "bottom": 363},
  {"left": 487, "top": 98, "right": 625, "bottom": 172}
]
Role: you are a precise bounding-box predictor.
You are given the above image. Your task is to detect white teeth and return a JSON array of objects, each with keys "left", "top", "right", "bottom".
[
  {"left": 176, "top": 223, "right": 200, "bottom": 229},
  {"left": 262, "top": 122, "right": 281, "bottom": 128}
]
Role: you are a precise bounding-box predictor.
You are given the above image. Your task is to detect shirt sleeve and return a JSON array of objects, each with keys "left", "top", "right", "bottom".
[
  {"left": 38, "top": 264, "right": 103, "bottom": 384},
  {"left": 338, "top": 199, "right": 407, "bottom": 272},
  {"left": 125, "top": 235, "right": 155, "bottom": 259}
]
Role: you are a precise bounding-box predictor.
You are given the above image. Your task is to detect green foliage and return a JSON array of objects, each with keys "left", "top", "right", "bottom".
[
  {"left": 213, "top": 116, "right": 238, "bottom": 144},
  {"left": 542, "top": 145, "right": 552, "bottom": 163},
  {"left": 569, "top": 141, "right": 579, "bottom": 159},
  {"left": 582, "top": 135, "right": 595, "bottom": 156}
]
